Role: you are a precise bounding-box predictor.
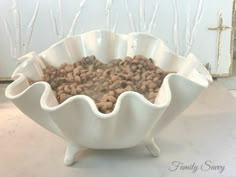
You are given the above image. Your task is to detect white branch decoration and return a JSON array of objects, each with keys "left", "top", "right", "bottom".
[
  {"left": 125, "top": 0, "right": 136, "bottom": 32},
  {"left": 50, "top": 0, "right": 64, "bottom": 39},
  {"left": 23, "top": 0, "right": 40, "bottom": 54},
  {"left": 58, "top": 0, "right": 64, "bottom": 38},
  {"left": 11, "top": 0, "right": 21, "bottom": 57},
  {"left": 68, "top": 0, "right": 88, "bottom": 36},
  {"left": 139, "top": 0, "right": 147, "bottom": 32},
  {"left": 185, "top": 0, "right": 191, "bottom": 50},
  {"left": 112, "top": 11, "right": 118, "bottom": 32},
  {"left": 50, "top": 9, "right": 60, "bottom": 37},
  {"left": 4, "top": 0, "right": 39, "bottom": 58},
  {"left": 173, "top": 0, "right": 180, "bottom": 55},
  {"left": 147, "top": 1, "right": 159, "bottom": 33},
  {"left": 184, "top": 0, "right": 204, "bottom": 56},
  {"left": 2, "top": 18, "right": 16, "bottom": 58},
  {"left": 106, "top": 0, "right": 114, "bottom": 30}
]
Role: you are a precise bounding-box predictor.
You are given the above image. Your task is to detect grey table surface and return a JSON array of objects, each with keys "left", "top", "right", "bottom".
[{"left": 0, "top": 81, "right": 236, "bottom": 177}]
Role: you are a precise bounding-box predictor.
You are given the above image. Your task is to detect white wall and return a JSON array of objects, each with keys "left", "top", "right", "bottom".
[{"left": 0, "top": 0, "right": 234, "bottom": 78}]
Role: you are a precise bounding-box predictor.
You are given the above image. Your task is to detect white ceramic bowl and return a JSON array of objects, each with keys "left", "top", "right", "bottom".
[{"left": 5, "top": 30, "right": 212, "bottom": 166}]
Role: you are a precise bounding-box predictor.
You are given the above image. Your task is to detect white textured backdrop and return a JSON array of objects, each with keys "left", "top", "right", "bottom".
[{"left": 0, "top": 0, "right": 234, "bottom": 78}]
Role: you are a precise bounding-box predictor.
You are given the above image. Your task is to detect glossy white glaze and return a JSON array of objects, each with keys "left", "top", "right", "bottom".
[{"left": 5, "top": 30, "right": 212, "bottom": 166}]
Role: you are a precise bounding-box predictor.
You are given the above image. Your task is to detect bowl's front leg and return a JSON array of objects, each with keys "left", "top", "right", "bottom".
[
  {"left": 64, "top": 143, "right": 83, "bottom": 166},
  {"left": 145, "top": 138, "right": 160, "bottom": 157}
]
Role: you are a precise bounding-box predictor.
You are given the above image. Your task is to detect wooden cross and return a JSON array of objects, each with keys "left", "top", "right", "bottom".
[{"left": 208, "top": 12, "right": 231, "bottom": 68}]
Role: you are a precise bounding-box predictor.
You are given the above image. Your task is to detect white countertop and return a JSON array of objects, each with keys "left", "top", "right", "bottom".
[{"left": 0, "top": 81, "right": 236, "bottom": 177}]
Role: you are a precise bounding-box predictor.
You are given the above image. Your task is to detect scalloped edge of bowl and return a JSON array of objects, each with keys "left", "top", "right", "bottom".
[{"left": 6, "top": 30, "right": 212, "bottom": 117}]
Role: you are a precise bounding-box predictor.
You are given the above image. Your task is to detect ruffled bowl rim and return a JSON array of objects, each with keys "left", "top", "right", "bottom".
[{"left": 5, "top": 30, "right": 212, "bottom": 118}]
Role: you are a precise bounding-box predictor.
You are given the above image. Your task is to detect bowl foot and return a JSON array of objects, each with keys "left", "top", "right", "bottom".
[
  {"left": 64, "top": 143, "right": 81, "bottom": 166},
  {"left": 145, "top": 138, "right": 160, "bottom": 157}
]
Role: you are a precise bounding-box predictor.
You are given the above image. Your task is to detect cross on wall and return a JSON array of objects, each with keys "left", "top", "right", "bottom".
[{"left": 208, "top": 12, "right": 232, "bottom": 69}]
